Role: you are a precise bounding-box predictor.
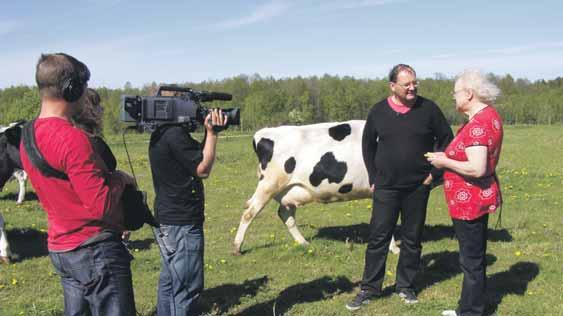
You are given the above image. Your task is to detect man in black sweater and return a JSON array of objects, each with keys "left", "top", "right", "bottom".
[
  {"left": 346, "top": 64, "right": 453, "bottom": 311},
  {"left": 149, "top": 109, "right": 227, "bottom": 316}
]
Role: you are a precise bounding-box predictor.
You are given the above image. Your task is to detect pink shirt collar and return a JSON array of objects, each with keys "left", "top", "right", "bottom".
[{"left": 387, "top": 96, "right": 412, "bottom": 114}]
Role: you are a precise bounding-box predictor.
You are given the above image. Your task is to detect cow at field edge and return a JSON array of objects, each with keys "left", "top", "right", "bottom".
[
  {"left": 0, "top": 120, "right": 26, "bottom": 264},
  {"left": 0, "top": 121, "right": 26, "bottom": 204},
  {"left": 233, "top": 120, "right": 400, "bottom": 255}
]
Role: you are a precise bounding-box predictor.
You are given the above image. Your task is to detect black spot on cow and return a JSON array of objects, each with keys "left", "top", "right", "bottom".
[
  {"left": 284, "top": 157, "right": 296, "bottom": 173},
  {"left": 259, "top": 174, "right": 264, "bottom": 181},
  {"left": 255, "top": 138, "right": 274, "bottom": 170},
  {"left": 309, "top": 152, "right": 347, "bottom": 187},
  {"left": 328, "top": 123, "right": 351, "bottom": 141},
  {"left": 338, "top": 184, "right": 353, "bottom": 194}
]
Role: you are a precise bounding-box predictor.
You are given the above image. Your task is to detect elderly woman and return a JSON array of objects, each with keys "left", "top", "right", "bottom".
[{"left": 426, "top": 70, "right": 503, "bottom": 316}]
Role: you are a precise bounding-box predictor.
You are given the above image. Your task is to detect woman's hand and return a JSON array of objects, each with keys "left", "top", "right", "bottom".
[{"left": 426, "top": 152, "right": 448, "bottom": 169}]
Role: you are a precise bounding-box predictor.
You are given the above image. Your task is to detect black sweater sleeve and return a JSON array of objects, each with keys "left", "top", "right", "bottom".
[
  {"left": 362, "top": 107, "right": 378, "bottom": 186},
  {"left": 429, "top": 104, "right": 454, "bottom": 181}
]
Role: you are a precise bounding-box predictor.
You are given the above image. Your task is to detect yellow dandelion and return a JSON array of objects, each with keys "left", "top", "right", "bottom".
[
  {"left": 386, "top": 271, "right": 393, "bottom": 276},
  {"left": 11, "top": 279, "right": 17, "bottom": 285},
  {"left": 515, "top": 251, "right": 522, "bottom": 256},
  {"left": 220, "top": 259, "right": 227, "bottom": 264}
]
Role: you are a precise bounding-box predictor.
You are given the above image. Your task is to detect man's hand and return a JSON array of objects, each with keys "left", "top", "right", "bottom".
[
  {"left": 423, "top": 174, "right": 433, "bottom": 186},
  {"left": 370, "top": 184, "right": 375, "bottom": 193},
  {"left": 204, "top": 109, "right": 228, "bottom": 135},
  {"left": 122, "top": 230, "right": 131, "bottom": 242}
]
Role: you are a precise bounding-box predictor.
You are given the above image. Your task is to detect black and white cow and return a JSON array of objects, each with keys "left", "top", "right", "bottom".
[
  {"left": 0, "top": 121, "right": 26, "bottom": 264},
  {"left": 233, "top": 120, "right": 400, "bottom": 255},
  {"left": 0, "top": 121, "right": 26, "bottom": 204}
]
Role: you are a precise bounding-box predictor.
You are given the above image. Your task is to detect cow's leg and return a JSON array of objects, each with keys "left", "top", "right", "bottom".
[
  {"left": 233, "top": 180, "right": 280, "bottom": 255},
  {"left": 0, "top": 213, "right": 11, "bottom": 264},
  {"left": 14, "top": 170, "right": 26, "bottom": 204},
  {"left": 277, "top": 204, "right": 308, "bottom": 246}
]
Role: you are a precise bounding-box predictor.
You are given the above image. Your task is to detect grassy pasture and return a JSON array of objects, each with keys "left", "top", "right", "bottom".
[{"left": 0, "top": 125, "right": 562, "bottom": 315}]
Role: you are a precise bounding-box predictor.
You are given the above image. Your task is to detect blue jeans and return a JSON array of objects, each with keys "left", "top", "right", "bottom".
[
  {"left": 49, "top": 237, "right": 136, "bottom": 316},
  {"left": 155, "top": 224, "right": 204, "bottom": 316}
]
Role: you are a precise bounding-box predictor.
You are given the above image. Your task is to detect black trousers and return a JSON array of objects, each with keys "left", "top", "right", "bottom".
[
  {"left": 453, "top": 214, "right": 489, "bottom": 316},
  {"left": 361, "top": 184, "right": 430, "bottom": 293}
]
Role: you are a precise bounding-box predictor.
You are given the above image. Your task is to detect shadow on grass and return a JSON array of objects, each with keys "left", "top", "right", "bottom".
[
  {"left": 314, "top": 223, "right": 512, "bottom": 244},
  {"left": 237, "top": 275, "right": 355, "bottom": 316},
  {"left": 6, "top": 228, "right": 48, "bottom": 261},
  {"left": 199, "top": 276, "right": 269, "bottom": 315},
  {"left": 368, "top": 251, "right": 498, "bottom": 297},
  {"left": 415, "top": 250, "right": 497, "bottom": 293},
  {"left": 126, "top": 238, "right": 155, "bottom": 251},
  {"left": 0, "top": 191, "right": 38, "bottom": 202},
  {"left": 487, "top": 261, "right": 539, "bottom": 313}
]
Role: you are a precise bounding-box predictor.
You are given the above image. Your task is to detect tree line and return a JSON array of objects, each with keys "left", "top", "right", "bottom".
[{"left": 1, "top": 74, "right": 562, "bottom": 134}]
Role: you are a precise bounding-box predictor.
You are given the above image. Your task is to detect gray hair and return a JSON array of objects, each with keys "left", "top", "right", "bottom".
[{"left": 455, "top": 69, "right": 501, "bottom": 104}]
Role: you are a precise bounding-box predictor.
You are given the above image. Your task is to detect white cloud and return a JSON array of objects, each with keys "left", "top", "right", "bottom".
[{"left": 213, "top": 0, "right": 292, "bottom": 30}]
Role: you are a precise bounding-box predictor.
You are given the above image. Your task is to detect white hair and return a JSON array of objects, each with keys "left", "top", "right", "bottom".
[{"left": 455, "top": 69, "right": 501, "bottom": 104}]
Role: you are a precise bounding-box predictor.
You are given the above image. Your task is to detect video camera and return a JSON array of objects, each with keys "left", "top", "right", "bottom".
[{"left": 120, "top": 85, "right": 240, "bottom": 132}]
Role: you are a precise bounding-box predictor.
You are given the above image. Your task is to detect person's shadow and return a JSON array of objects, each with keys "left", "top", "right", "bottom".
[
  {"left": 314, "top": 223, "right": 512, "bottom": 244},
  {"left": 415, "top": 250, "right": 497, "bottom": 293},
  {"left": 237, "top": 275, "right": 355, "bottom": 316},
  {"left": 125, "top": 238, "right": 155, "bottom": 251},
  {"left": 198, "top": 276, "right": 269, "bottom": 315},
  {"left": 6, "top": 228, "right": 48, "bottom": 261},
  {"left": 486, "top": 261, "right": 539, "bottom": 314},
  {"left": 368, "top": 250, "right": 497, "bottom": 296}
]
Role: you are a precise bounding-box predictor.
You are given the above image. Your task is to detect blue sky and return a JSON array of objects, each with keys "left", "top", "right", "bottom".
[{"left": 1, "top": 0, "right": 562, "bottom": 88}]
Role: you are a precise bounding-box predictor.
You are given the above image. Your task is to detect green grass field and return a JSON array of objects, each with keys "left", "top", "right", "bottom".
[{"left": 1, "top": 125, "right": 562, "bottom": 315}]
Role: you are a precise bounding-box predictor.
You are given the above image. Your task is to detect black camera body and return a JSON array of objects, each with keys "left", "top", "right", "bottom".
[{"left": 121, "top": 85, "right": 240, "bottom": 132}]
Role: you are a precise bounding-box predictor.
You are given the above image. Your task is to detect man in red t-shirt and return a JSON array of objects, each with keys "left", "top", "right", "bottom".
[{"left": 20, "top": 53, "right": 137, "bottom": 316}]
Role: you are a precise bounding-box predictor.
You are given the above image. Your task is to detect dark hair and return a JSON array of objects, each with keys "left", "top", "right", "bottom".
[
  {"left": 35, "top": 53, "right": 90, "bottom": 99},
  {"left": 388, "top": 64, "right": 416, "bottom": 83},
  {"left": 72, "top": 88, "right": 103, "bottom": 136}
]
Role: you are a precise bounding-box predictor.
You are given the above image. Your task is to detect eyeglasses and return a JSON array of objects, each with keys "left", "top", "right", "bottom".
[{"left": 394, "top": 81, "right": 419, "bottom": 89}]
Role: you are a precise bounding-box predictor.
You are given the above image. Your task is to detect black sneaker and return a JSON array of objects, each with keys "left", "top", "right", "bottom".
[
  {"left": 345, "top": 289, "right": 379, "bottom": 311},
  {"left": 397, "top": 288, "right": 418, "bottom": 304}
]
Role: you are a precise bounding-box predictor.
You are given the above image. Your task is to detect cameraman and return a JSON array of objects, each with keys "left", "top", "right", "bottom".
[{"left": 149, "top": 110, "right": 227, "bottom": 316}]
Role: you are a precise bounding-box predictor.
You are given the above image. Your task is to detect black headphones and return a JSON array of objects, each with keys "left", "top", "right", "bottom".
[
  {"left": 58, "top": 53, "right": 90, "bottom": 103},
  {"left": 61, "top": 73, "right": 85, "bottom": 103}
]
